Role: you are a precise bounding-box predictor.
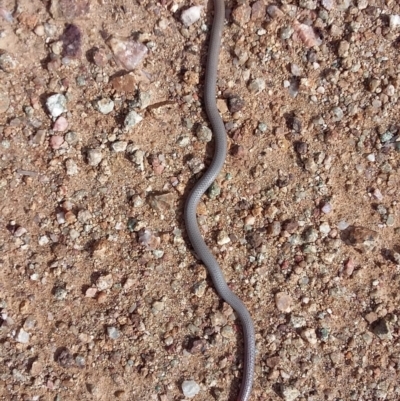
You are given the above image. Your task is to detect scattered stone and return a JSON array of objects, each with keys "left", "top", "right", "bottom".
[
  {"left": 107, "top": 326, "right": 120, "bottom": 340},
  {"left": 50, "top": 0, "right": 90, "bottom": 20},
  {"left": 228, "top": 95, "right": 245, "bottom": 113},
  {"left": 251, "top": 1, "right": 266, "bottom": 20},
  {"left": 338, "top": 40, "right": 350, "bottom": 57},
  {"left": 124, "top": 110, "right": 143, "bottom": 130},
  {"left": 138, "top": 228, "right": 160, "bottom": 249},
  {"left": 196, "top": 125, "right": 212, "bottom": 142},
  {"left": 53, "top": 116, "right": 68, "bottom": 132},
  {"left": 188, "top": 157, "right": 205, "bottom": 174},
  {"left": 85, "top": 287, "right": 97, "bottom": 298},
  {"left": 61, "top": 24, "right": 82, "bottom": 58},
  {"left": 267, "top": 5, "right": 284, "bottom": 19},
  {"left": 302, "top": 227, "right": 318, "bottom": 243},
  {"left": 46, "top": 94, "right": 67, "bottom": 118},
  {"left": 342, "top": 226, "right": 379, "bottom": 252},
  {"left": 181, "top": 380, "right": 200, "bottom": 398},
  {"left": 111, "top": 141, "right": 127, "bottom": 152},
  {"left": 282, "top": 385, "right": 301, "bottom": 401},
  {"left": 0, "top": 91, "right": 10, "bottom": 113},
  {"left": 217, "top": 230, "right": 231, "bottom": 245},
  {"left": 247, "top": 78, "right": 265, "bottom": 93},
  {"left": 65, "top": 158, "right": 78, "bottom": 175},
  {"left": 96, "top": 274, "right": 113, "bottom": 291},
  {"left": 107, "top": 36, "right": 148, "bottom": 70},
  {"left": 321, "top": 0, "right": 334, "bottom": 10},
  {"left": 95, "top": 98, "right": 114, "bottom": 115},
  {"left": 181, "top": 6, "right": 202, "bottom": 27},
  {"left": 50, "top": 135, "right": 64, "bottom": 149},
  {"left": 86, "top": 148, "right": 103, "bottom": 166},
  {"left": 0, "top": 51, "right": 18, "bottom": 72},
  {"left": 275, "top": 292, "right": 292, "bottom": 313},
  {"left": 65, "top": 131, "right": 79, "bottom": 144},
  {"left": 293, "top": 21, "right": 321, "bottom": 47},
  {"left": 301, "top": 328, "right": 318, "bottom": 345},
  {"left": 389, "top": 15, "right": 400, "bottom": 30},
  {"left": 371, "top": 318, "right": 392, "bottom": 341},
  {"left": 232, "top": 4, "right": 251, "bottom": 26},
  {"left": 55, "top": 348, "right": 74, "bottom": 368},
  {"left": 15, "top": 328, "right": 30, "bottom": 344},
  {"left": 148, "top": 192, "right": 174, "bottom": 212}
]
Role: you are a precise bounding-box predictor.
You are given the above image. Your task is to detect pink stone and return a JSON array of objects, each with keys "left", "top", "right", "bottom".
[
  {"left": 53, "top": 116, "right": 68, "bottom": 132},
  {"left": 107, "top": 36, "right": 148, "bottom": 71},
  {"left": 50, "top": 135, "right": 64, "bottom": 149}
]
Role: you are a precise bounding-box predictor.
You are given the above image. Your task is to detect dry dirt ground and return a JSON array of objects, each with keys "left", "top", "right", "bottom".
[{"left": 1, "top": 0, "right": 400, "bottom": 400}]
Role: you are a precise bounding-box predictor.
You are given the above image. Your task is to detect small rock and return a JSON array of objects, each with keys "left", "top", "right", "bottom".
[
  {"left": 342, "top": 226, "right": 379, "bottom": 252},
  {"left": 338, "top": 40, "right": 350, "bottom": 57},
  {"left": 65, "top": 159, "right": 78, "bottom": 175},
  {"left": 15, "top": 328, "right": 30, "bottom": 344},
  {"left": 46, "top": 94, "right": 67, "bottom": 118},
  {"left": 96, "top": 274, "right": 113, "bottom": 291},
  {"left": 53, "top": 116, "right": 68, "bottom": 132},
  {"left": 275, "top": 292, "right": 292, "bottom": 313},
  {"left": 302, "top": 227, "right": 318, "bottom": 243},
  {"left": 267, "top": 5, "right": 284, "bottom": 18},
  {"left": 321, "top": 203, "right": 332, "bottom": 214},
  {"left": 111, "top": 141, "right": 127, "bottom": 152},
  {"left": 282, "top": 385, "right": 301, "bottom": 401},
  {"left": 61, "top": 24, "right": 82, "bottom": 58},
  {"left": 107, "top": 326, "right": 120, "bottom": 340},
  {"left": 124, "top": 110, "right": 143, "bottom": 130},
  {"left": 65, "top": 131, "right": 79, "bottom": 144},
  {"left": 0, "top": 51, "right": 18, "bottom": 72},
  {"left": 228, "top": 95, "right": 245, "bottom": 113},
  {"left": 196, "top": 125, "right": 212, "bottom": 142},
  {"left": 232, "top": 4, "right": 251, "bottom": 26},
  {"left": 181, "top": 6, "right": 202, "bottom": 27},
  {"left": 371, "top": 318, "right": 392, "bottom": 341},
  {"left": 107, "top": 36, "right": 148, "bottom": 70},
  {"left": 301, "top": 328, "right": 318, "bottom": 345},
  {"left": 389, "top": 15, "right": 400, "bottom": 30},
  {"left": 50, "top": 0, "right": 90, "bottom": 19},
  {"left": 247, "top": 78, "right": 265, "bottom": 93},
  {"left": 0, "top": 91, "right": 10, "bottom": 113},
  {"left": 217, "top": 230, "right": 231, "bottom": 245},
  {"left": 86, "top": 148, "right": 103, "bottom": 166},
  {"left": 95, "top": 98, "right": 114, "bottom": 115},
  {"left": 50, "top": 135, "right": 64, "bottom": 149},
  {"left": 85, "top": 287, "right": 97, "bottom": 298},
  {"left": 181, "top": 380, "right": 200, "bottom": 398}
]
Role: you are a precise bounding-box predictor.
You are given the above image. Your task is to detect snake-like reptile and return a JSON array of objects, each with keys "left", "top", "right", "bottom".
[{"left": 183, "top": 1, "right": 256, "bottom": 400}]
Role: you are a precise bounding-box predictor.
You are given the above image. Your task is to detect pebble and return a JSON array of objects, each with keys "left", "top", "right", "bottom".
[
  {"left": 38, "top": 235, "right": 49, "bottom": 245},
  {"left": 319, "top": 222, "right": 331, "bottom": 235},
  {"left": 53, "top": 116, "right": 68, "bottom": 132},
  {"left": 389, "top": 15, "right": 400, "bottom": 30},
  {"left": 338, "top": 40, "right": 350, "bottom": 58},
  {"left": 282, "top": 386, "right": 301, "bottom": 401},
  {"left": 0, "top": 91, "right": 10, "bottom": 113},
  {"left": 181, "top": 6, "right": 202, "bottom": 27},
  {"left": 65, "top": 158, "right": 78, "bottom": 175},
  {"left": 302, "top": 227, "right": 318, "bottom": 243},
  {"left": 46, "top": 94, "right": 67, "bottom": 118},
  {"left": 107, "top": 36, "right": 148, "bottom": 70},
  {"left": 301, "top": 328, "right": 318, "bottom": 345},
  {"left": 95, "top": 98, "right": 114, "bottom": 114},
  {"left": 343, "top": 226, "right": 379, "bottom": 252},
  {"left": 96, "top": 274, "right": 113, "bottom": 291},
  {"left": 65, "top": 131, "right": 79, "bottom": 144},
  {"left": 50, "top": 0, "right": 90, "bottom": 19},
  {"left": 87, "top": 148, "right": 103, "bottom": 166},
  {"left": 193, "top": 280, "right": 207, "bottom": 297},
  {"left": 232, "top": 4, "right": 251, "bottom": 26},
  {"left": 321, "top": 203, "right": 332, "bottom": 214},
  {"left": 371, "top": 318, "right": 392, "bottom": 341},
  {"left": 0, "top": 51, "right": 18, "bottom": 72},
  {"left": 15, "top": 328, "right": 30, "bottom": 344},
  {"left": 217, "top": 230, "right": 231, "bottom": 245},
  {"left": 196, "top": 125, "right": 212, "bottom": 142},
  {"left": 107, "top": 326, "right": 120, "bottom": 340},
  {"left": 85, "top": 287, "right": 97, "bottom": 298},
  {"left": 50, "top": 135, "right": 64, "bottom": 149},
  {"left": 111, "top": 141, "right": 128, "bottom": 152},
  {"left": 275, "top": 292, "right": 292, "bottom": 313},
  {"left": 247, "top": 78, "right": 265, "bottom": 93},
  {"left": 181, "top": 380, "right": 200, "bottom": 398},
  {"left": 299, "top": 0, "right": 317, "bottom": 10},
  {"left": 124, "top": 110, "right": 143, "bottom": 130}
]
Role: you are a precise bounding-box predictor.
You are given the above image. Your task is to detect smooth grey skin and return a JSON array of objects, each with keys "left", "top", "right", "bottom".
[{"left": 183, "top": 1, "right": 256, "bottom": 400}]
